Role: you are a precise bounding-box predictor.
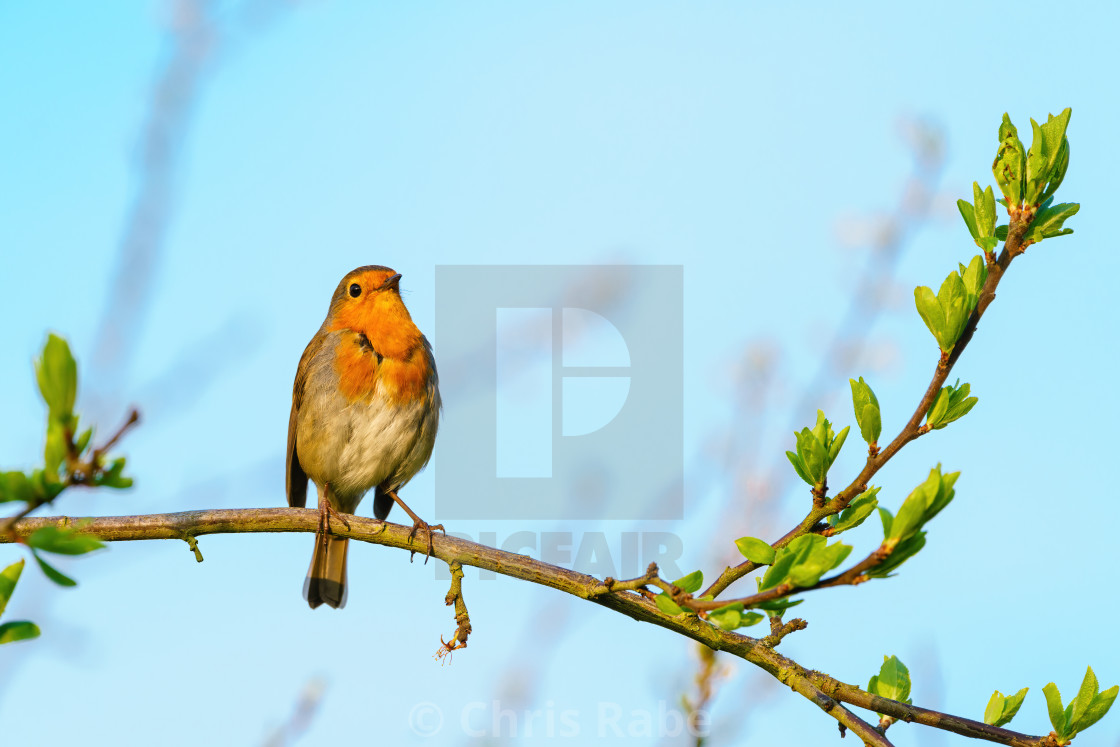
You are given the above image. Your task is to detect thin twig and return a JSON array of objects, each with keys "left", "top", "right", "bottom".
[
  {"left": 1, "top": 408, "right": 141, "bottom": 537},
  {"left": 682, "top": 645, "right": 729, "bottom": 746},
  {"left": 90, "top": 408, "right": 141, "bottom": 463},
  {"left": 775, "top": 668, "right": 894, "bottom": 747},
  {"left": 590, "top": 562, "right": 661, "bottom": 597},
  {"left": 436, "top": 560, "right": 471, "bottom": 662},
  {"left": 760, "top": 616, "right": 807, "bottom": 648},
  {"left": 701, "top": 219, "right": 1029, "bottom": 602}
]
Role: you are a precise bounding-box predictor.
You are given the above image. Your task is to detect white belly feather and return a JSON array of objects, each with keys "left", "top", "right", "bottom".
[{"left": 333, "top": 381, "right": 439, "bottom": 499}]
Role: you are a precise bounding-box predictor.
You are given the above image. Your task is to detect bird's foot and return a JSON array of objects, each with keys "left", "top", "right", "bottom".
[
  {"left": 407, "top": 518, "right": 446, "bottom": 564},
  {"left": 317, "top": 492, "right": 352, "bottom": 539},
  {"left": 384, "top": 488, "right": 444, "bottom": 564}
]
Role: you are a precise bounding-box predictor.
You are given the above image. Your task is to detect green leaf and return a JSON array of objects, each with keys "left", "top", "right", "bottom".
[
  {"left": 975, "top": 183, "right": 997, "bottom": 238},
  {"left": 869, "top": 532, "right": 926, "bottom": 578},
  {"left": 957, "top": 198, "right": 979, "bottom": 240},
  {"left": 44, "top": 421, "right": 67, "bottom": 479},
  {"left": 759, "top": 546, "right": 798, "bottom": 590},
  {"left": 735, "top": 537, "right": 775, "bottom": 565},
  {"left": 937, "top": 272, "right": 970, "bottom": 351},
  {"left": 1024, "top": 117, "right": 1048, "bottom": 204},
  {"left": 828, "top": 487, "right": 880, "bottom": 533},
  {"left": 914, "top": 285, "right": 947, "bottom": 350},
  {"left": 708, "top": 603, "right": 762, "bottom": 630},
  {"left": 708, "top": 607, "right": 741, "bottom": 630},
  {"left": 655, "top": 593, "right": 685, "bottom": 616},
  {"left": 75, "top": 427, "right": 93, "bottom": 457},
  {"left": 888, "top": 466, "right": 959, "bottom": 542},
  {"left": 849, "top": 377, "right": 881, "bottom": 445},
  {"left": 959, "top": 256, "right": 987, "bottom": 309},
  {"left": 924, "top": 469, "right": 959, "bottom": 524},
  {"left": 1043, "top": 682, "right": 1067, "bottom": 736},
  {"left": 1071, "top": 666, "right": 1098, "bottom": 728},
  {"left": 1076, "top": 685, "right": 1119, "bottom": 733},
  {"left": 95, "top": 457, "right": 133, "bottom": 490},
  {"left": 888, "top": 489, "right": 927, "bottom": 543},
  {"left": 868, "top": 655, "right": 912, "bottom": 703},
  {"left": 760, "top": 535, "right": 819, "bottom": 590},
  {"left": 0, "top": 621, "right": 40, "bottom": 645},
  {"left": 31, "top": 550, "right": 77, "bottom": 587},
  {"left": 0, "top": 471, "right": 35, "bottom": 504},
  {"left": 35, "top": 334, "right": 78, "bottom": 422},
  {"left": 27, "top": 525, "right": 105, "bottom": 556},
  {"left": 1025, "top": 202, "right": 1079, "bottom": 243},
  {"left": 786, "top": 565, "right": 819, "bottom": 588},
  {"left": 739, "top": 611, "right": 764, "bottom": 627},
  {"left": 1041, "top": 136, "right": 1070, "bottom": 203},
  {"left": 1039, "top": 108, "right": 1072, "bottom": 176},
  {"left": 984, "top": 691, "right": 1005, "bottom": 726},
  {"left": 829, "top": 426, "right": 850, "bottom": 464},
  {"left": 926, "top": 380, "right": 979, "bottom": 430},
  {"left": 1024, "top": 109, "right": 1073, "bottom": 205},
  {"left": 998, "top": 111, "right": 1019, "bottom": 142},
  {"left": 30, "top": 469, "right": 65, "bottom": 501},
  {"left": 915, "top": 261, "right": 984, "bottom": 354},
  {"left": 786, "top": 450, "right": 811, "bottom": 486},
  {"left": 788, "top": 411, "right": 847, "bottom": 489},
  {"left": 999, "top": 687, "right": 1029, "bottom": 727},
  {"left": 818, "top": 540, "right": 853, "bottom": 570},
  {"left": 993, "top": 113, "right": 1026, "bottom": 206},
  {"left": 959, "top": 184, "right": 998, "bottom": 250},
  {"left": 985, "top": 688, "right": 1028, "bottom": 727},
  {"left": 797, "top": 427, "right": 826, "bottom": 485},
  {"left": 878, "top": 507, "right": 893, "bottom": 537},
  {"left": 786, "top": 539, "right": 851, "bottom": 588},
  {"left": 673, "top": 570, "right": 704, "bottom": 594},
  {"left": 0, "top": 559, "right": 26, "bottom": 617}
]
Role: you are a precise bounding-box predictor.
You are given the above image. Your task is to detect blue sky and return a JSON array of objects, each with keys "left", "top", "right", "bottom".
[{"left": 2, "top": 2, "right": 1118, "bottom": 745}]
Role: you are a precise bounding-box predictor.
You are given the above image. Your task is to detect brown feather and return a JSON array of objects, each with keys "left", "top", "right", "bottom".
[
  {"left": 304, "top": 535, "right": 349, "bottom": 609},
  {"left": 286, "top": 330, "right": 325, "bottom": 508}
]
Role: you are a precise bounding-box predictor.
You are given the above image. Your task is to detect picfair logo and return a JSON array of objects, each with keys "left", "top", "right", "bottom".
[{"left": 435, "top": 265, "right": 683, "bottom": 520}]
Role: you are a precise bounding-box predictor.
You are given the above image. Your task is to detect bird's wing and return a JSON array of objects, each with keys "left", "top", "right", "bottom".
[{"left": 286, "top": 332, "right": 323, "bottom": 508}]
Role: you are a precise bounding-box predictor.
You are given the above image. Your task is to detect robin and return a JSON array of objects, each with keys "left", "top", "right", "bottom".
[{"left": 286, "top": 265, "right": 442, "bottom": 609}]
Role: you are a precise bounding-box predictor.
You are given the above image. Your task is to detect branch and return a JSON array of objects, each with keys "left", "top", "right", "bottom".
[
  {"left": 436, "top": 560, "right": 471, "bottom": 662},
  {"left": 687, "top": 541, "right": 888, "bottom": 612},
  {"left": 701, "top": 221, "right": 1028, "bottom": 602},
  {"left": 802, "top": 670, "right": 1059, "bottom": 747},
  {"left": 0, "top": 407, "right": 141, "bottom": 537},
  {"left": 776, "top": 670, "right": 893, "bottom": 747},
  {"left": 1, "top": 508, "right": 1058, "bottom": 746},
  {"left": 3, "top": 508, "right": 743, "bottom": 646}
]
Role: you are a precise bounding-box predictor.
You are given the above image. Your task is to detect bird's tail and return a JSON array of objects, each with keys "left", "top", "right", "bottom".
[{"left": 304, "top": 535, "right": 349, "bottom": 609}]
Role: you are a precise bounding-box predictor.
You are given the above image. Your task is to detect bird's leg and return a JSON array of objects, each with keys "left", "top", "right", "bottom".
[
  {"left": 385, "top": 489, "right": 444, "bottom": 563},
  {"left": 317, "top": 483, "right": 351, "bottom": 544}
]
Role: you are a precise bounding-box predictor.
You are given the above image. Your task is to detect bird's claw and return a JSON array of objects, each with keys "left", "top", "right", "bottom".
[{"left": 407, "top": 520, "right": 445, "bottom": 564}]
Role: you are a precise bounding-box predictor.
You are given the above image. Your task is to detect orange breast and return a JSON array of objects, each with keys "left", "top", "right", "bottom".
[
  {"left": 333, "top": 332, "right": 432, "bottom": 406},
  {"left": 333, "top": 334, "right": 381, "bottom": 402},
  {"left": 378, "top": 347, "right": 432, "bottom": 406}
]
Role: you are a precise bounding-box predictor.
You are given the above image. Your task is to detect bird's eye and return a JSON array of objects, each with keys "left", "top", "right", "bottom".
[{"left": 349, "top": 283, "right": 362, "bottom": 298}]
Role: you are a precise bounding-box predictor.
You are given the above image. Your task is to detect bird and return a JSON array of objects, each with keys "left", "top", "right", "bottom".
[{"left": 286, "top": 265, "right": 442, "bottom": 609}]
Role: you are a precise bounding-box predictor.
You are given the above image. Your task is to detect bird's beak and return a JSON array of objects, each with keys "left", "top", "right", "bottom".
[{"left": 380, "top": 273, "right": 402, "bottom": 292}]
